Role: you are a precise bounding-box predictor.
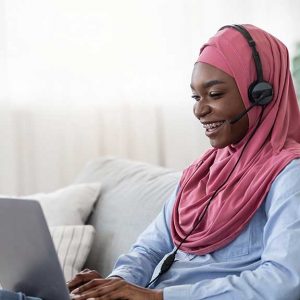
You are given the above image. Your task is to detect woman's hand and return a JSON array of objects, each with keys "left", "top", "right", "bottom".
[
  {"left": 67, "top": 269, "right": 103, "bottom": 293},
  {"left": 70, "top": 277, "right": 163, "bottom": 300}
]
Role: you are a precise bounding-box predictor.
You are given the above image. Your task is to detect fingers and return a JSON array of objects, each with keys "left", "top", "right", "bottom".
[
  {"left": 67, "top": 269, "right": 102, "bottom": 292},
  {"left": 71, "top": 278, "right": 121, "bottom": 294},
  {"left": 70, "top": 279, "right": 163, "bottom": 300},
  {"left": 70, "top": 278, "right": 125, "bottom": 300}
]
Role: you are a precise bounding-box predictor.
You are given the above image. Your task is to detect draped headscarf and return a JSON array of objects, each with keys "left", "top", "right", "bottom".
[{"left": 171, "top": 24, "right": 300, "bottom": 255}]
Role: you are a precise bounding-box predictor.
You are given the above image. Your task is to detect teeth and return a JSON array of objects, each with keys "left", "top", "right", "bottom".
[{"left": 203, "top": 121, "right": 224, "bottom": 130}]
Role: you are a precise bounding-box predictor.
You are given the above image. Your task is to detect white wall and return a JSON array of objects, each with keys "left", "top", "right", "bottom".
[{"left": 1, "top": 0, "right": 300, "bottom": 106}]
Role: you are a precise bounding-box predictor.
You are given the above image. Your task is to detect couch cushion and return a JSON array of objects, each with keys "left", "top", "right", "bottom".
[
  {"left": 50, "top": 225, "right": 95, "bottom": 281},
  {"left": 22, "top": 183, "right": 101, "bottom": 226},
  {"left": 1, "top": 183, "right": 102, "bottom": 226},
  {"left": 73, "top": 156, "right": 181, "bottom": 276}
]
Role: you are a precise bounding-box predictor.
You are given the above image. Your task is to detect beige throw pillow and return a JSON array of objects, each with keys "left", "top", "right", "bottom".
[
  {"left": 23, "top": 182, "right": 101, "bottom": 226},
  {"left": 50, "top": 225, "right": 95, "bottom": 281}
]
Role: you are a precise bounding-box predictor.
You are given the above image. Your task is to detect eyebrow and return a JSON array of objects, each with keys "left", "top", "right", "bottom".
[{"left": 190, "top": 80, "right": 226, "bottom": 90}]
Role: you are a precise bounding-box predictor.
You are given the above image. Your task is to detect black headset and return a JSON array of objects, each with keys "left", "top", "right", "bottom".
[{"left": 219, "top": 24, "right": 273, "bottom": 106}]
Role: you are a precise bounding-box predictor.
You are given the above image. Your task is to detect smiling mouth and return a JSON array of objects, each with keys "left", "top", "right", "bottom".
[{"left": 202, "top": 121, "right": 225, "bottom": 132}]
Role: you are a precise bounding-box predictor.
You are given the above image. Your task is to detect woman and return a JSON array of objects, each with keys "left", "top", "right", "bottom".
[{"left": 69, "top": 24, "right": 300, "bottom": 299}]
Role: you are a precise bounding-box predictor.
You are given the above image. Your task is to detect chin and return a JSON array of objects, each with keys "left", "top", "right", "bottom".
[{"left": 210, "top": 140, "right": 228, "bottom": 149}]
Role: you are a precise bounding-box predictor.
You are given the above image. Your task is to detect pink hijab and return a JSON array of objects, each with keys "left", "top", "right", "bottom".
[{"left": 171, "top": 25, "right": 300, "bottom": 255}]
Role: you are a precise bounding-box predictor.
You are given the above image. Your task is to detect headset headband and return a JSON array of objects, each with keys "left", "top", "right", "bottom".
[
  {"left": 219, "top": 24, "right": 263, "bottom": 82},
  {"left": 218, "top": 24, "right": 273, "bottom": 106}
]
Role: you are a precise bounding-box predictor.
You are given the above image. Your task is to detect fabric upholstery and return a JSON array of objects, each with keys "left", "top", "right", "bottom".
[
  {"left": 74, "top": 156, "right": 181, "bottom": 276},
  {"left": 22, "top": 183, "right": 101, "bottom": 226},
  {"left": 50, "top": 225, "right": 95, "bottom": 281}
]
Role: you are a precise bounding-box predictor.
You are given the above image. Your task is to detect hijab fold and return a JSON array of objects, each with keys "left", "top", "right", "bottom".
[{"left": 171, "top": 25, "right": 300, "bottom": 255}]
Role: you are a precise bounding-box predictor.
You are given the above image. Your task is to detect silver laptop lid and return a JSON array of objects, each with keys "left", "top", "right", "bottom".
[{"left": 0, "top": 198, "right": 70, "bottom": 300}]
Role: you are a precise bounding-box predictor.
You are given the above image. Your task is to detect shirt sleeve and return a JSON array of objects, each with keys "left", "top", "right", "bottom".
[
  {"left": 163, "top": 159, "right": 300, "bottom": 300},
  {"left": 108, "top": 186, "right": 178, "bottom": 287}
]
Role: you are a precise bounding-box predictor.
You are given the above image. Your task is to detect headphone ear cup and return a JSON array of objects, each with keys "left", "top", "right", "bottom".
[{"left": 248, "top": 81, "right": 273, "bottom": 106}]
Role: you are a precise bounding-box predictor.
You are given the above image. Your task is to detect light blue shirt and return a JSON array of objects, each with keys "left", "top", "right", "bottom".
[{"left": 109, "top": 159, "right": 300, "bottom": 300}]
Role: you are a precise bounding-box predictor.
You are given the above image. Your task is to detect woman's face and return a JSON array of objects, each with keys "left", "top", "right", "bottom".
[{"left": 191, "top": 62, "right": 249, "bottom": 148}]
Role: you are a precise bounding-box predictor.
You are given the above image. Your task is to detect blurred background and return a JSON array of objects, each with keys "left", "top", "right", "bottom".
[{"left": 1, "top": 0, "right": 300, "bottom": 194}]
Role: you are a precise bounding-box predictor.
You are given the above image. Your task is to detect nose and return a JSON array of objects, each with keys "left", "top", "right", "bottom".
[{"left": 193, "top": 100, "right": 211, "bottom": 120}]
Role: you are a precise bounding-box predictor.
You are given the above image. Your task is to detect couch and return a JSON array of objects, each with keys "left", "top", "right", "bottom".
[{"left": 73, "top": 156, "right": 181, "bottom": 277}]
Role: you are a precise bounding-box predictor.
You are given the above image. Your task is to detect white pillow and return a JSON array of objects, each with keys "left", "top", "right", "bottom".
[
  {"left": 50, "top": 225, "right": 95, "bottom": 281},
  {"left": 22, "top": 183, "right": 101, "bottom": 226}
]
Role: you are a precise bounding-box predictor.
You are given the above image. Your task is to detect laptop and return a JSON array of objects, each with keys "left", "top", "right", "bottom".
[{"left": 0, "top": 198, "right": 70, "bottom": 300}]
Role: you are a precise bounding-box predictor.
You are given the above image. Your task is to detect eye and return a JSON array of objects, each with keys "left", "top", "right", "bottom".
[
  {"left": 191, "top": 95, "right": 200, "bottom": 101},
  {"left": 209, "top": 91, "right": 223, "bottom": 99}
]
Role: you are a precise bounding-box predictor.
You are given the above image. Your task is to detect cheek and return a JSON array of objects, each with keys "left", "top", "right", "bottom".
[
  {"left": 240, "top": 115, "right": 249, "bottom": 135},
  {"left": 233, "top": 117, "right": 249, "bottom": 143}
]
